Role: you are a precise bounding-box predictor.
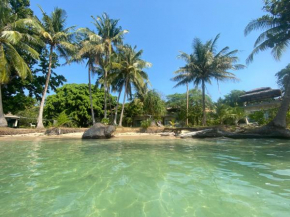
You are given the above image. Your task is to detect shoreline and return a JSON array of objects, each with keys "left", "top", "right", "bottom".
[{"left": 0, "top": 131, "right": 178, "bottom": 141}]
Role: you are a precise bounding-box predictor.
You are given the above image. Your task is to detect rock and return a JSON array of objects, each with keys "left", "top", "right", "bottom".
[
  {"left": 82, "top": 123, "right": 116, "bottom": 139},
  {"left": 45, "top": 127, "right": 62, "bottom": 135}
]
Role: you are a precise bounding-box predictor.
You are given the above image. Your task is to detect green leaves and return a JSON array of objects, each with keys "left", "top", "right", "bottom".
[{"left": 245, "top": 0, "right": 290, "bottom": 62}]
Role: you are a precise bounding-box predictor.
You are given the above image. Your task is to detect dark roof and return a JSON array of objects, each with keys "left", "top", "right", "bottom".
[
  {"left": 245, "top": 87, "right": 271, "bottom": 94},
  {"left": 240, "top": 88, "right": 281, "bottom": 102}
]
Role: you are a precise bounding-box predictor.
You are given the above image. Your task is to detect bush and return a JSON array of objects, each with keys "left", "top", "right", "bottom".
[
  {"left": 56, "top": 111, "right": 74, "bottom": 127},
  {"left": 141, "top": 119, "right": 151, "bottom": 129},
  {"left": 101, "top": 118, "right": 110, "bottom": 125}
]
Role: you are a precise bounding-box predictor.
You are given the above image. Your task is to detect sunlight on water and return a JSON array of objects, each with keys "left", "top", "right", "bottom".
[{"left": 0, "top": 138, "right": 290, "bottom": 216}]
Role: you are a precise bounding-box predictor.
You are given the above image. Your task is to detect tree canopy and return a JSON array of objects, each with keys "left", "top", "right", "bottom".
[{"left": 44, "top": 83, "right": 116, "bottom": 127}]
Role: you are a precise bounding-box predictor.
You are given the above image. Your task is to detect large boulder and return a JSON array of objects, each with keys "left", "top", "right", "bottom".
[{"left": 82, "top": 123, "right": 116, "bottom": 139}]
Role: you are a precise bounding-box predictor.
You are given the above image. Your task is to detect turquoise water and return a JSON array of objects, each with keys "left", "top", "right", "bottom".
[{"left": 0, "top": 138, "right": 290, "bottom": 217}]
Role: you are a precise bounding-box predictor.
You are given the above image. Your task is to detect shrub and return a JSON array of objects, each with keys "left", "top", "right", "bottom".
[
  {"left": 56, "top": 111, "right": 74, "bottom": 127},
  {"left": 141, "top": 119, "right": 151, "bottom": 129},
  {"left": 101, "top": 118, "right": 110, "bottom": 125}
]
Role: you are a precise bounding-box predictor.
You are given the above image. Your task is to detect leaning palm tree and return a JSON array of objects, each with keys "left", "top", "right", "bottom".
[
  {"left": 245, "top": 0, "right": 290, "bottom": 128},
  {"left": 72, "top": 28, "right": 103, "bottom": 125},
  {"left": 36, "top": 7, "right": 76, "bottom": 128},
  {"left": 173, "top": 34, "right": 245, "bottom": 126},
  {"left": 0, "top": 1, "right": 40, "bottom": 127},
  {"left": 92, "top": 13, "right": 128, "bottom": 118},
  {"left": 110, "top": 45, "right": 151, "bottom": 126}
]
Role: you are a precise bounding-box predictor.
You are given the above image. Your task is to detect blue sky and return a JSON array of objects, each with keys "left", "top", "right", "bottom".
[{"left": 30, "top": 0, "right": 290, "bottom": 101}]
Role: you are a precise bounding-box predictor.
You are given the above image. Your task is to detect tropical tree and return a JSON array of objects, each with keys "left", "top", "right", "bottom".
[
  {"left": 44, "top": 84, "right": 115, "bottom": 127},
  {"left": 276, "top": 64, "right": 290, "bottom": 93},
  {"left": 73, "top": 28, "right": 103, "bottom": 125},
  {"left": 92, "top": 13, "right": 128, "bottom": 118},
  {"left": 172, "top": 64, "right": 190, "bottom": 126},
  {"left": 0, "top": 0, "right": 40, "bottom": 126},
  {"left": 35, "top": 7, "right": 76, "bottom": 128},
  {"left": 143, "top": 90, "right": 166, "bottom": 119},
  {"left": 245, "top": 0, "right": 290, "bottom": 128},
  {"left": 172, "top": 34, "right": 244, "bottom": 126},
  {"left": 110, "top": 45, "right": 151, "bottom": 126}
]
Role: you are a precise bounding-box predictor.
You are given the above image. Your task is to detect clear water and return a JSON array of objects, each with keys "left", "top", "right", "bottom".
[{"left": 0, "top": 138, "right": 290, "bottom": 217}]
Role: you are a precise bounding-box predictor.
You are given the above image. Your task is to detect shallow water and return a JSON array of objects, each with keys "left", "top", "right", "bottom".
[{"left": 0, "top": 138, "right": 290, "bottom": 216}]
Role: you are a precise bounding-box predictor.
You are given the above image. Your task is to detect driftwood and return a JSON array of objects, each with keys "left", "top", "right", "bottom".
[
  {"left": 190, "top": 127, "right": 290, "bottom": 139},
  {"left": 160, "top": 132, "right": 175, "bottom": 136},
  {"left": 179, "top": 129, "right": 212, "bottom": 138}
]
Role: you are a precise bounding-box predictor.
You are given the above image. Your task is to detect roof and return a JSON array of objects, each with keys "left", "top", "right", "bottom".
[
  {"left": 244, "top": 87, "right": 271, "bottom": 95},
  {"left": 240, "top": 88, "right": 281, "bottom": 102},
  {"left": 4, "top": 113, "right": 20, "bottom": 119}
]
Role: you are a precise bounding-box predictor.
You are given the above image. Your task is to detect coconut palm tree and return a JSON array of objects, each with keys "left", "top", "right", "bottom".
[
  {"left": 173, "top": 34, "right": 245, "bottom": 126},
  {"left": 73, "top": 28, "right": 104, "bottom": 125},
  {"left": 245, "top": 0, "right": 290, "bottom": 128},
  {"left": 172, "top": 52, "right": 194, "bottom": 126},
  {"left": 36, "top": 7, "right": 76, "bottom": 128},
  {"left": 110, "top": 45, "right": 151, "bottom": 126},
  {"left": 0, "top": 1, "right": 40, "bottom": 127},
  {"left": 92, "top": 13, "right": 128, "bottom": 119}
]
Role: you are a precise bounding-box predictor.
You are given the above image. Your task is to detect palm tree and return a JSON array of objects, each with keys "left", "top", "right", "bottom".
[
  {"left": 92, "top": 13, "right": 128, "bottom": 119},
  {"left": 172, "top": 53, "right": 194, "bottom": 126},
  {"left": 245, "top": 0, "right": 290, "bottom": 128},
  {"left": 173, "top": 34, "right": 244, "bottom": 126},
  {"left": 36, "top": 7, "right": 76, "bottom": 128},
  {"left": 73, "top": 28, "right": 103, "bottom": 125},
  {"left": 110, "top": 45, "right": 151, "bottom": 126},
  {"left": 0, "top": 1, "right": 40, "bottom": 127}
]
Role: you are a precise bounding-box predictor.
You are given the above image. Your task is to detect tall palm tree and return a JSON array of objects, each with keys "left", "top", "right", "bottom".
[
  {"left": 36, "top": 7, "right": 76, "bottom": 128},
  {"left": 110, "top": 45, "right": 151, "bottom": 126},
  {"left": 173, "top": 34, "right": 244, "bottom": 126},
  {"left": 245, "top": 0, "right": 290, "bottom": 128},
  {"left": 92, "top": 13, "right": 128, "bottom": 118},
  {"left": 172, "top": 53, "right": 194, "bottom": 126},
  {"left": 73, "top": 28, "right": 103, "bottom": 125},
  {"left": 0, "top": 1, "right": 40, "bottom": 127}
]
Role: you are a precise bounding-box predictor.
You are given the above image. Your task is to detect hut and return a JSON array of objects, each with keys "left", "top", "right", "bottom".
[
  {"left": 239, "top": 87, "right": 282, "bottom": 112},
  {"left": 239, "top": 87, "right": 282, "bottom": 124},
  {"left": 4, "top": 113, "right": 20, "bottom": 128}
]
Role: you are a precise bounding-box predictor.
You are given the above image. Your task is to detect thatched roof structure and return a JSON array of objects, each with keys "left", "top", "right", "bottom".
[{"left": 240, "top": 87, "right": 281, "bottom": 102}]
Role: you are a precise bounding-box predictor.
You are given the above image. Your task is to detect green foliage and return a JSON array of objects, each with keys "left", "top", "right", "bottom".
[
  {"left": 221, "top": 90, "right": 245, "bottom": 107},
  {"left": 169, "top": 119, "right": 176, "bottom": 127},
  {"left": 3, "top": 93, "right": 35, "bottom": 114},
  {"left": 172, "top": 34, "right": 244, "bottom": 125},
  {"left": 245, "top": 0, "right": 290, "bottom": 62},
  {"left": 276, "top": 64, "right": 290, "bottom": 93},
  {"left": 248, "top": 109, "right": 278, "bottom": 125},
  {"left": 16, "top": 105, "right": 39, "bottom": 128},
  {"left": 143, "top": 90, "right": 166, "bottom": 118},
  {"left": 101, "top": 118, "right": 109, "bottom": 125},
  {"left": 141, "top": 119, "right": 151, "bottom": 129},
  {"left": 56, "top": 111, "right": 74, "bottom": 127},
  {"left": 124, "top": 98, "right": 144, "bottom": 118},
  {"left": 44, "top": 84, "right": 116, "bottom": 127},
  {"left": 166, "top": 89, "right": 213, "bottom": 126}
]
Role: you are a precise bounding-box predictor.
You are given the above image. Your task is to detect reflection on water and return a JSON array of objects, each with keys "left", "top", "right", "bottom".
[{"left": 0, "top": 138, "right": 290, "bottom": 216}]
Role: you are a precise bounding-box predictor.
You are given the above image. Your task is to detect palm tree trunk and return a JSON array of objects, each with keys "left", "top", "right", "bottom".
[
  {"left": 268, "top": 82, "right": 290, "bottom": 128},
  {"left": 114, "top": 86, "right": 123, "bottom": 125},
  {"left": 0, "top": 84, "right": 8, "bottom": 127},
  {"left": 88, "top": 65, "right": 95, "bottom": 125},
  {"left": 119, "top": 78, "right": 128, "bottom": 127},
  {"left": 37, "top": 45, "right": 54, "bottom": 129},
  {"left": 186, "top": 83, "right": 189, "bottom": 126},
  {"left": 104, "top": 70, "right": 108, "bottom": 119},
  {"left": 202, "top": 80, "right": 206, "bottom": 126}
]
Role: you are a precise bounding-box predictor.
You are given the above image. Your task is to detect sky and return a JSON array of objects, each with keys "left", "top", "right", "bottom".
[{"left": 30, "top": 0, "right": 290, "bottom": 102}]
